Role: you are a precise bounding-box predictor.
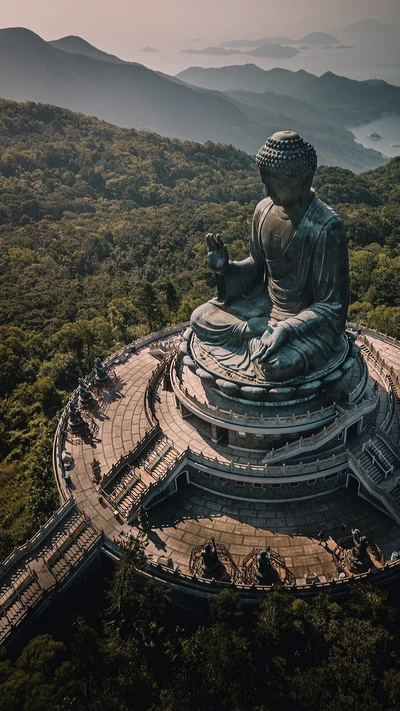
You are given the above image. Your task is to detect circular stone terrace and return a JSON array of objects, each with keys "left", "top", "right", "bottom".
[{"left": 54, "top": 324, "right": 400, "bottom": 598}]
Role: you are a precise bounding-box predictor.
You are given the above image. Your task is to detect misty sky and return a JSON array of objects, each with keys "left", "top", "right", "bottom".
[{"left": 1, "top": 0, "right": 400, "bottom": 59}]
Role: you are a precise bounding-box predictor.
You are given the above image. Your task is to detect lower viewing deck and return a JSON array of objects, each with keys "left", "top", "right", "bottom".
[{"left": 2, "top": 323, "right": 400, "bottom": 645}]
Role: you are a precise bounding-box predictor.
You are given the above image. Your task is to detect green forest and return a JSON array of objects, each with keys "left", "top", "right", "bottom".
[
  {"left": 2, "top": 535, "right": 400, "bottom": 711},
  {"left": 0, "top": 97, "right": 400, "bottom": 561},
  {"left": 1, "top": 97, "right": 400, "bottom": 711}
]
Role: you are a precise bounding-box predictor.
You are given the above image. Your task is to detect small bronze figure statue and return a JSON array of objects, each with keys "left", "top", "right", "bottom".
[
  {"left": 197, "top": 537, "right": 221, "bottom": 578},
  {"left": 255, "top": 547, "right": 273, "bottom": 581},
  {"left": 347, "top": 528, "right": 370, "bottom": 571},
  {"left": 68, "top": 402, "right": 85, "bottom": 434},
  {"left": 94, "top": 357, "right": 109, "bottom": 385},
  {"left": 78, "top": 378, "right": 95, "bottom": 407}
]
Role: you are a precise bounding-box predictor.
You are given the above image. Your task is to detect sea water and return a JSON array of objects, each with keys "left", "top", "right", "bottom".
[{"left": 349, "top": 114, "right": 400, "bottom": 158}]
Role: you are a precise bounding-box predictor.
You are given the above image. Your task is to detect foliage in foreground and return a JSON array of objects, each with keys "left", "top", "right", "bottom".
[{"left": 1, "top": 536, "right": 400, "bottom": 711}]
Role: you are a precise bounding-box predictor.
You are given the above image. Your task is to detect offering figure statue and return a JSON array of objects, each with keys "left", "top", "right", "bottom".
[
  {"left": 78, "top": 378, "right": 94, "bottom": 406},
  {"left": 255, "top": 547, "right": 273, "bottom": 580},
  {"left": 198, "top": 537, "right": 220, "bottom": 577},
  {"left": 94, "top": 357, "right": 109, "bottom": 384},
  {"left": 191, "top": 131, "right": 349, "bottom": 383}
]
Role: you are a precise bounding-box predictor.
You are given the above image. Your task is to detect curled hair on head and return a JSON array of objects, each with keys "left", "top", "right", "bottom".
[{"left": 256, "top": 130, "right": 317, "bottom": 183}]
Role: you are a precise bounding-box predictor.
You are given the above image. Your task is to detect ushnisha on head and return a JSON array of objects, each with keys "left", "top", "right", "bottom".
[
  {"left": 255, "top": 131, "right": 317, "bottom": 209},
  {"left": 256, "top": 130, "right": 317, "bottom": 181}
]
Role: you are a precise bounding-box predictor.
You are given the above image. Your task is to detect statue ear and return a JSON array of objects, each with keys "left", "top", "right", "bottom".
[{"left": 303, "top": 170, "right": 314, "bottom": 188}]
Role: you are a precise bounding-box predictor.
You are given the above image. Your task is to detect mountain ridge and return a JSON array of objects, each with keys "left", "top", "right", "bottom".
[
  {"left": 0, "top": 27, "right": 386, "bottom": 172},
  {"left": 176, "top": 64, "right": 400, "bottom": 125}
]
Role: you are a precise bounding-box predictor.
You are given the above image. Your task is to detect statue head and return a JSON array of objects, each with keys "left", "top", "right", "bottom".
[{"left": 256, "top": 131, "right": 317, "bottom": 208}]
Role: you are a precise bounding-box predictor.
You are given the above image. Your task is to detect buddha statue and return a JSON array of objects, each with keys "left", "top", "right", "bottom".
[{"left": 191, "top": 131, "right": 349, "bottom": 383}]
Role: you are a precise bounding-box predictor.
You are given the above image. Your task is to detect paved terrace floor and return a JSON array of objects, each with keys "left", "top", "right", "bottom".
[
  {"left": 146, "top": 485, "right": 400, "bottom": 581},
  {"left": 61, "top": 337, "right": 400, "bottom": 581}
]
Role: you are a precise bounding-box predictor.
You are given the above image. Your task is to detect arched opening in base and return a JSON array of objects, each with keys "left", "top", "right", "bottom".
[
  {"left": 347, "top": 473, "right": 360, "bottom": 494},
  {"left": 176, "top": 470, "right": 189, "bottom": 492}
]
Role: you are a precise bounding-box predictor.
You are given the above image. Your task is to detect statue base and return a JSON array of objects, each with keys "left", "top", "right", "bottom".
[{"left": 181, "top": 329, "right": 361, "bottom": 407}]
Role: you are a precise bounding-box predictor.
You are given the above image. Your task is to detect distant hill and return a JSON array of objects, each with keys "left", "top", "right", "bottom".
[
  {"left": 180, "top": 46, "right": 241, "bottom": 55},
  {"left": 181, "top": 44, "right": 299, "bottom": 58},
  {"left": 299, "top": 32, "right": 339, "bottom": 44},
  {"left": 246, "top": 44, "right": 299, "bottom": 58},
  {"left": 0, "top": 27, "right": 385, "bottom": 172},
  {"left": 177, "top": 64, "right": 400, "bottom": 125},
  {"left": 48, "top": 35, "right": 128, "bottom": 64},
  {"left": 340, "top": 18, "right": 400, "bottom": 32},
  {"left": 221, "top": 32, "right": 339, "bottom": 47}
]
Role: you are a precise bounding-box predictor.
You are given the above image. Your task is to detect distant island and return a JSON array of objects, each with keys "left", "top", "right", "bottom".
[
  {"left": 323, "top": 44, "right": 354, "bottom": 50},
  {"left": 368, "top": 132, "right": 382, "bottom": 140},
  {"left": 141, "top": 47, "right": 159, "bottom": 53},
  {"left": 180, "top": 46, "right": 241, "bottom": 55},
  {"left": 181, "top": 44, "right": 299, "bottom": 58},
  {"left": 246, "top": 44, "right": 299, "bottom": 58},
  {"left": 340, "top": 18, "right": 400, "bottom": 33},
  {"left": 221, "top": 32, "right": 339, "bottom": 48}
]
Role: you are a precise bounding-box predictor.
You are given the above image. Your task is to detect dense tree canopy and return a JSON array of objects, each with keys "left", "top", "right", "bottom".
[{"left": 1, "top": 539, "right": 400, "bottom": 711}]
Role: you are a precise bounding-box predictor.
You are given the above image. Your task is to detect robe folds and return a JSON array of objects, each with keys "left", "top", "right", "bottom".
[{"left": 191, "top": 194, "right": 349, "bottom": 383}]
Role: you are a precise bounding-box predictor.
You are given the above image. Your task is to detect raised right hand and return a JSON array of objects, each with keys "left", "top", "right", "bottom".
[{"left": 206, "top": 233, "right": 229, "bottom": 275}]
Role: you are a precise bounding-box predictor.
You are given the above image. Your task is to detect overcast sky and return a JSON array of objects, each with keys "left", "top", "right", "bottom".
[{"left": 1, "top": 0, "right": 400, "bottom": 58}]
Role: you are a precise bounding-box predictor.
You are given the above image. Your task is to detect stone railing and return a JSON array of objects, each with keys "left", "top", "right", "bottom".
[
  {"left": 87, "top": 322, "right": 189, "bottom": 383},
  {"left": 52, "top": 394, "right": 77, "bottom": 503},
  {"left": 99, "top": 428, "right": 159, "bottom": 492},
  {"left": 188, "top": 447, "right": 348, "bottom": 480},
  {"left": 172, "top": 354, "right": 337, "bottom": 432},
  {"left": 145, "top": 347, "right": 178, "bottom": 429},
  {"left": 348, "top": 322, "right": 400, "bottom": 352},
  {"left": 0, "top": 499, "right": 75, "bottom": 572},
  {"left": 359, "top": 336, "right": 397, "bottom": 431},
  {"left": 263, "top": 392, "right": 379, "bottom": 463},
  {"left": 99, "top": 546, "right": 400, "bottom": 603}
]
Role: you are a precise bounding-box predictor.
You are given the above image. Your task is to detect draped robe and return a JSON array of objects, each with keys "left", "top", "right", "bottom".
[{"left": 190, "top": 194, "right": 349, "bottom": 383}]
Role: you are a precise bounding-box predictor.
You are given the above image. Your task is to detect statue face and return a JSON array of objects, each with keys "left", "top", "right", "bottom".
[{"left": 261, "top": 171, "right": 307, "bottom": 208}]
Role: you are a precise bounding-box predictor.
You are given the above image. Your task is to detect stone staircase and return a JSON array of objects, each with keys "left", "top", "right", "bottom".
[
  {"left": 143, "top": 437, "right": 179, "bottom": 481},
  {"left": 0, "top": 571, "right": 43, "bottom": 645},
  {"left": 358, "top": 450, "right": 386, "bottom": 485},
  {"left": 358, "top": 435, "right": 399, "bottom": 486},
  {"left": 103, "top": 436, "right": 180, "bottom": 520},
  {"left": 0, "top": 507, "right": 101, "bottom": 646},
  {"left": 102, "top": 463, "right": 147, "bottom": 518},
  {"left": 42, "top": 511, "right": 100, "bottom": 582}
]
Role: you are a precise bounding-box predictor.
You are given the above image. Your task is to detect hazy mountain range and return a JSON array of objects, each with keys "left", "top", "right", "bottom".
[
  {"left": 0, "top": 27, "right": 391, "bottom": 172},
  {"left": 177, "top": 64, "right": 400, "bottom": 125}
]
